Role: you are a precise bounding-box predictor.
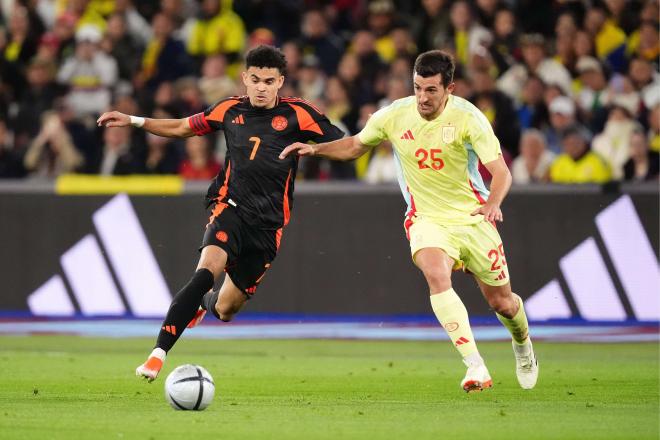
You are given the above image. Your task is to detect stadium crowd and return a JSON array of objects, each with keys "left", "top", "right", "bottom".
[{"left": 0, "top": 0, "right": 657, "bottom": 184}]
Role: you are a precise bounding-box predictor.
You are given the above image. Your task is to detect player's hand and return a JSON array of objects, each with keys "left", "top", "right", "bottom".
[
  {"left": 96, "top": 111, "right": 130, "bottom": 128},
  {"left": 279, "top": 142, "right": 316, "bottom": 159},
  {"left": 471, "top": 203, "right": 504, "bottom": 223}
]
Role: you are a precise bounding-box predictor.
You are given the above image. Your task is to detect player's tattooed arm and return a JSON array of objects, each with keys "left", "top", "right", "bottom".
[
  {"left": 471, "top": 155, "right": 512, "bottom": 223},
  {"left": 279, "top": 136, "right": 371, "bottom": 161},
  {"left": 97, "top": 111, "right": 195, "bottom": 138}
]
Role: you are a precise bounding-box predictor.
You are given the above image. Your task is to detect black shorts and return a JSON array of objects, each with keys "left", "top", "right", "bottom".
[{"left": 201, "top": 204, "right": 281, "bottom": 297}]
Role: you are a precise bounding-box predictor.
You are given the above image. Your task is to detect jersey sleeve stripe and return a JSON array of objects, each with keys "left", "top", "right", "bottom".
[
  {"left": 207, "top": 161, "right": 231, "bottom": 224},
  {"left": 207, "top": 99, "right": 241, "bottom": 122},
  {"left": 188, "top": 113, "right": 211, "bottom": 136},
  {"left": 287, "top": 103, "right": 323, "bottom": 135}
]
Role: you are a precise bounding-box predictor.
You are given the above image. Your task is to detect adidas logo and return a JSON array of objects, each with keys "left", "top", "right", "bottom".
[
  {"left": 162, "top": 325, "right": 177, "bottom": 335},
  {"left": 400, "top": 129, "right": 414, "bottom": 140},
  {"left": 231, "top": 114, "right": 245, "bottom": 124},
  {"left": 495, "top": 271, "right": 507, "bottom": 281},
  {"left": 526, "top": 195, "right": 660, "bottom": 322},
  {"left": 455, "top": 336, "right": 470, "bottom": 346},
  {"left": 27, "top": 194, "right": 172, "bottom": 317}
]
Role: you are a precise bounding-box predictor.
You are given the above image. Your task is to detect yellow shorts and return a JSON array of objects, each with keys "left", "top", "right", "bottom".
[{"left": 407, "top": 216, "right": 510, "bottom": 286}]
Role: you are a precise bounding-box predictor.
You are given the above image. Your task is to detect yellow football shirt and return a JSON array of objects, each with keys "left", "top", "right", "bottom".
[
  {"left": 549, "top": 151, "right": 611, "bottom": 184},
  {"left": 358, "top": 95, "right": 502, "bottom": 226}
]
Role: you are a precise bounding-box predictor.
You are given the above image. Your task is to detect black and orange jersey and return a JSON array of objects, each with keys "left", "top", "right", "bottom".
[{"left": 188, "top": 95, "right": 344, "bottom": 230}]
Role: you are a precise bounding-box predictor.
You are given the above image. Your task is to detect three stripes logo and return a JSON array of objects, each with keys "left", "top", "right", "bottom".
[
  {"left": 162, "top": 325, "right": 177, "bottom": 335},
  {"left": 27, "top": 194, "right": 172, "bottom": 317},
  {"left": 400, "top": 129, "right": 415, "bottom": 140},
  {"left": 495, "top": 271, "right": 507, "bottom": 281},
  {"left": 231, "top": 114, "right": 245, "bottom": 124},
  {"left": 455, "top": 336, "right": 470, "bottom": 346},
  {"left": 525, "top": 195, "right": 660, "bottom": 322}
]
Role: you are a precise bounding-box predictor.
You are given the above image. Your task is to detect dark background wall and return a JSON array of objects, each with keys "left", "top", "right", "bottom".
[{"left": 0, "top": 185, "right": 657, "bottom": 316}]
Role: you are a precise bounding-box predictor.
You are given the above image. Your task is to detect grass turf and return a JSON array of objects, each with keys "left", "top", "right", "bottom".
[{"left": 0, "top": 336, "right": 658, "bottom": 440}]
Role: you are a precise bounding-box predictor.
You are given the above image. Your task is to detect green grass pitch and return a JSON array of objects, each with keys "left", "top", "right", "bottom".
[{"left": 0, "top": 336, "right": 658, "bottom": 440}]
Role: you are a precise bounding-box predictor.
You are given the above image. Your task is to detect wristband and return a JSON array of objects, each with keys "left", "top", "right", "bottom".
[{"left": 129, "top": 115, "right": 145, "bottom": 128}]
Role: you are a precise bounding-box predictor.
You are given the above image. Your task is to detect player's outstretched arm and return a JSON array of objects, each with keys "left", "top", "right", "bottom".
[
  {"left": 279, "top": 136, "right": 370, "bottom": 161},
  {"left": 97, "top": 111, "right": 195, "bottom": 138},
  {"left": 471, "top": 155, "right": 512, "bottom": 223}
]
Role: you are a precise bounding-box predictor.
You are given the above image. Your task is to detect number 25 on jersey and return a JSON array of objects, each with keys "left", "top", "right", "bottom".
[{"left": 416, "top": 148, "right": 444, "bottom": 170}]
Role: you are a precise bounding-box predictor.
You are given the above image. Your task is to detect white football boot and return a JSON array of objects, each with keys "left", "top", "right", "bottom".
[
  {"left": 461, "top": 360, "right": 493, "bottom": 393},
  {"left": 513, "top": 339, "right": 539, "bottom": 389}
]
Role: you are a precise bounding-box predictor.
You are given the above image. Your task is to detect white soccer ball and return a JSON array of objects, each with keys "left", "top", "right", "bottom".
[{"left": 164, "top": 364, "right": 215, "bottom": 411}]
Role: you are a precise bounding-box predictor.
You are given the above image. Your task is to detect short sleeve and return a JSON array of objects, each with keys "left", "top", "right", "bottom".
[
  {"left": 285, "top": 100, "right": 345, "bottom": 143},
  {"left": 466, "top": 111, "right": 502, "bottom": 164},
  {"left": 188, "top": 98, "right": 241, "bottom": 136},
  {"left": 358, "top": 106, "right": 390, "bottom": 147}
]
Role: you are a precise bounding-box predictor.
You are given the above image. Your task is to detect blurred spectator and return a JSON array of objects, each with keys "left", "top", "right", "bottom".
[
  {"left": 413, "top": 0, "right": 451, "bottom": 54},
  {"left": 516, "top": 75, "right": 548, "bottom": 131},
  {"left": 498, "top": 33, "right": 572, "bottom": 101},
  {"left": 628, "top": 57, "right": 660, "bottom": 111},
  {"left": 62, "top": 0, "right": 106, "bottom": 31},
  {"left": 512, "top": 129, "right": 555, "bottom": 184},
  {"left": 0, "top": 119, "right": 24, "bottom": 178},
  {"left": 475, "top": 0, "right": 499, "bottom": 29},
  {"left": 575, "top": 56, "right": 609, "bottom": 126},
  {"left": 178, "top": 135, "right": 221, "bottom": 180},
  {"left": 549, "top": 124, "right": 611, "bottom": 184},
  {"left": 174, "top": 77, "right": 206, "bottom": 115},
  {"left": 91, "top": 126, "right": 141, "bottom": 175},
  {"left": 573, "top": 29, "right": 596, "bottom": 60},
  {"left": 102, "top": 12, "right": 142, "bottom": 82},
  {"left": 350, "top": 30, "right": 388, "bottom": 101},
  {"left": 447, "top": 0, "right": 491, "bottom": 68},
  {"left": 325, "top": 76, "right": 358, "bottom": 134},
  {"left": 297, "top": 55, "right": 325, "bottom": 103},
  {"left": 23, "top": 111, "right": 83, "bottom": 178},
  {"left": 379, "top": 76, "right": 411, "bottom": 108},
  {"left": 57, "top": 25, "right": 118, "bottom": 119},
  {"left": 545, "top": 95, "right": 582, "bottom": 154},
  {"left": 186, "top": 0, "right": 247, "bottom": 66},
  {"left": 365, "top": 0, "right": 399, "bottom": 63},
  {"left": 12, "top": 57, "right": 63, "bottom": 149},
  {"left": 336, "top": 51, "right": 372, "bottom": 108},
  {"left": 605, "top": 0, "right": 642, "bottom": 35},
  {"left": 364, "top": 142, "right": 397, "bottom": 184},
  {"left": 4, "top": 6, "right": 39, "bottom": 70},
  {"left": 470, "top": 69, "right": 520, "bottom": 155},
  {"left": 648, "top": 104, "right": 660, "bottom": 153},
  {"left": 584, "top": 5, "right": 627, "bottom": 73},
  {"left": 488, "top": 6, "right": 518, "bottom": 76},
  {"left": 390, "top": 27, "right": 417, "bottom": 62},
  {"left": 198, "top": 54, "right": 237, "bottom": 105},
  {"left": 299, "top": 9, "right": 344, "bottom": 77},
  {"left": 136, "top": 13, "right": 191, "bottom": 91},
  {"left": 113, "top": 0, "right": 152, "bottom": 46},
  {"left": 626, "top": 20, "right": 660, "bottom": 66},
  {"left": 281, "top": 41, "right": 302, "bottom": 85},
  {"left": 592, "top": 105, "right": 637, "bottom": 180},
  {"left": 141, "top": 108, "right": 182, "bottom": 174},
  {"left": 623, "top": 126, "right": 659, "bottom": 181}
]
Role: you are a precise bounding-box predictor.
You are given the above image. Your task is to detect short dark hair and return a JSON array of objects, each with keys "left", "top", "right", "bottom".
[
  {"left": 245, "top": 45, "right": 287, "bottom": 75},
  {"left": 413, "top": 50, "right": 455, "bottom": 87}
]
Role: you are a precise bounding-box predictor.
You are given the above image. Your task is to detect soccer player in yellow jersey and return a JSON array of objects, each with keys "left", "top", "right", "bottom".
[{"left": 281, "top": 50, "right": 538, "bottom": 393}]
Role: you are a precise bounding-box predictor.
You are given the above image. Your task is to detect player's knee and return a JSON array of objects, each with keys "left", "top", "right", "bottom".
[
  {"left": 422, "top": 268, "right": 452, "bottom": 292},
  {"left": 215, "top": 303, "right": 238, "bottom": 322},
  {"left": 490, "top": 296, "right": 517, "bottom": 318},
  {"left": 219, "top": 313, "right": 234, "bottom": 322}
]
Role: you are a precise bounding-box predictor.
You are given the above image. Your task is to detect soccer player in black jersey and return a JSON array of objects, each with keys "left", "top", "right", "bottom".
[{"left": 97, "top": 45, "right": 344, "bottom": 381}]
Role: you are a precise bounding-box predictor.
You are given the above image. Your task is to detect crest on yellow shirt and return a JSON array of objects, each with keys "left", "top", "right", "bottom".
[{"left": 442, "top": 125, "right": 456, "bottom": 144}]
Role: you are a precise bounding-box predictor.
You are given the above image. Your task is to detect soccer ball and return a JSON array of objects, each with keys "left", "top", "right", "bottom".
[{"left": 164, "top": 364, "right": 215, "bottom": 411}]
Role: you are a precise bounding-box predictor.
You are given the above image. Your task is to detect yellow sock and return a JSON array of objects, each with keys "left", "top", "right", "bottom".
[
  {"left": 496, "top": 293, "right": 530, "bottom": 344},
  {"left": 430, "top": 288, "right": 479, "bottom": 358}
]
